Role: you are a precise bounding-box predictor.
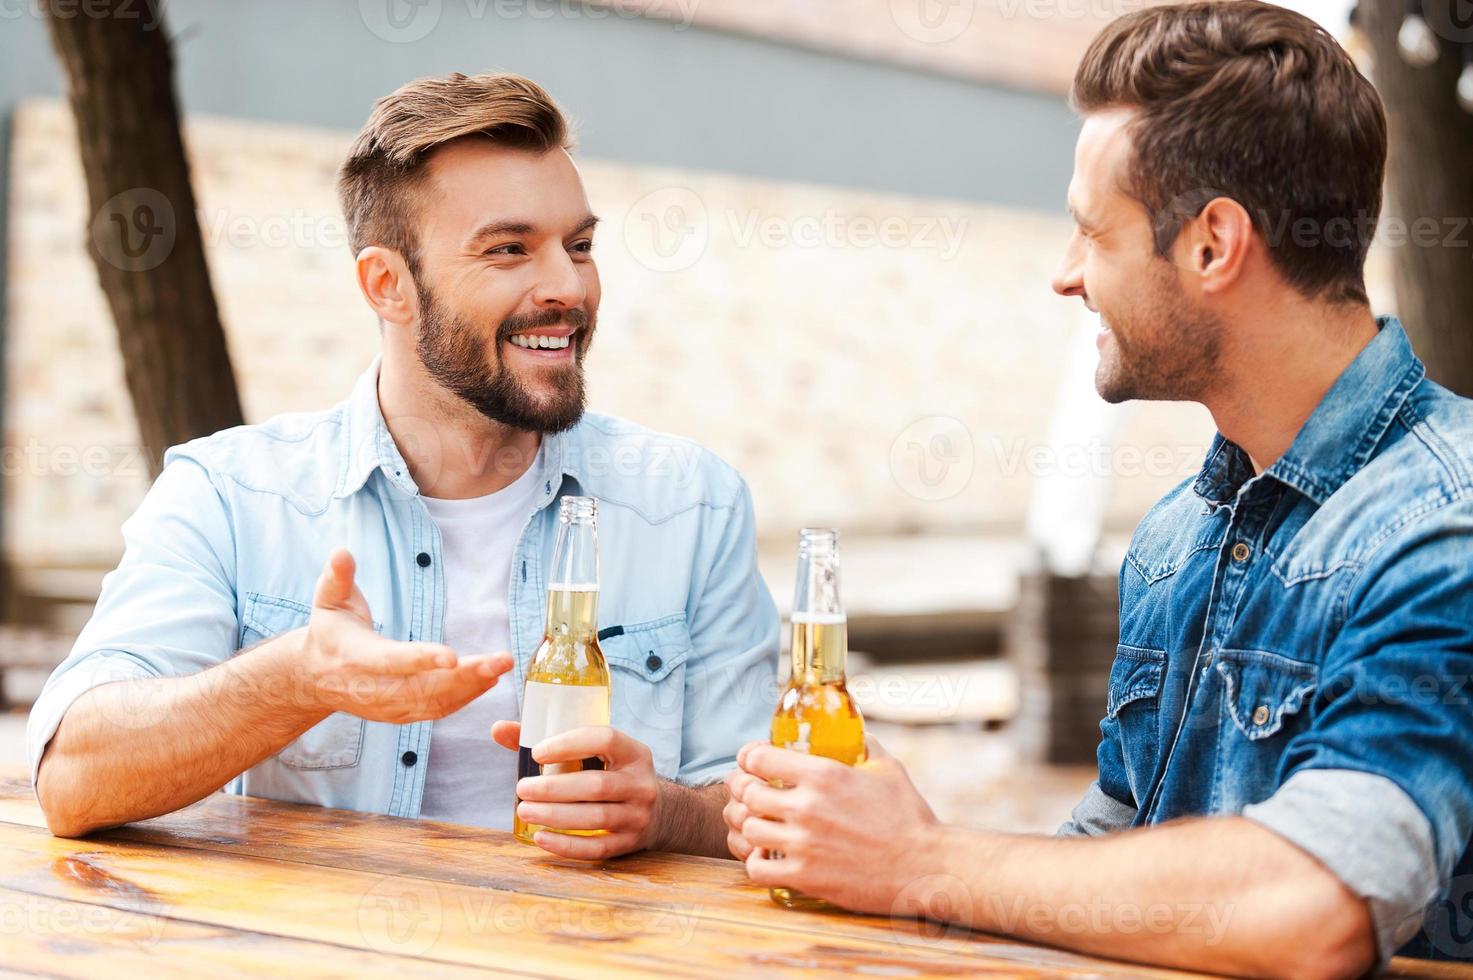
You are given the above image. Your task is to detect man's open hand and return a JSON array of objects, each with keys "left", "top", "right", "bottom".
[{"left": 300, "top": 548, "right": 513, "bottom": 723}]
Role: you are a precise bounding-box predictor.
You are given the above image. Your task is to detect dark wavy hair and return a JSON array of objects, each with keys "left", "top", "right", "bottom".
[{"left": 1072, "top": 0, "right": 1387, "bottom": 305}]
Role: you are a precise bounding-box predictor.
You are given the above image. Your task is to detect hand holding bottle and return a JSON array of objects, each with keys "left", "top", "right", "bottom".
[
  {"left": 492, "top": 719, "right": 663, "bottom": 859},
  {"left": 727, "top": 735, "right": 941, "bottom": 915}
]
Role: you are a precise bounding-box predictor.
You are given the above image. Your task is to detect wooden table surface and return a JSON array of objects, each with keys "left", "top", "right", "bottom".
[{"left": 0, "top": 774, "right": 1467, "bottom": 978}]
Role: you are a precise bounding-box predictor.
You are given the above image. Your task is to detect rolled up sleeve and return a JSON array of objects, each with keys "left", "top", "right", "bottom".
[
  {"left": 25, "top": 450, "right": 239, "bottom": 790},
  {"left": 1058, "top": 780, "right": 1138, "bottom": 838},
  {"left": 1243, "top": 769, "right": 1439, "bottom": 958},
  {"left": 1244, "top": 506, "right": 1473, "bottom": 963}
]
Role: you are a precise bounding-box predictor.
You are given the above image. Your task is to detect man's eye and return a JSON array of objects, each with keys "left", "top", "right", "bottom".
[
  {"left": 569, "top": 239, "right": 594, "bottom": 254},
  {"left": 486, "top": 243, "right": 525, "bottom": 256}
]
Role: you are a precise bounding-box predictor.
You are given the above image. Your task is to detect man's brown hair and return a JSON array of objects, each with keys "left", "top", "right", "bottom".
[
  {"left": 338, "top": 72, "right": 572, "bottom": 275},
  {"left": 1071, "top": 0, "right": 1386, "bottom": 305}
]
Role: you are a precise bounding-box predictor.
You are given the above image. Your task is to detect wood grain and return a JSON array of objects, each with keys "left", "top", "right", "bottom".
[
  {"left": 0, "top": 884, "right": 526, "bottom": 979},
  {"left": 0, "top": 778, "right": 1190, "bottom": 977},
  {"left": 3, "top": 778, "right": 1469, "bottom": 977},
  {"left": 0, "top": 819, "right": 1149, "bottom": 979}
]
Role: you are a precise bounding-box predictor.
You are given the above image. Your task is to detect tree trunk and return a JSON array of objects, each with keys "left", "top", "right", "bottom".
[
  {"left": 1363, "top": 0, "right": 1473, "bottom": 397},
  {"left": 43, "top": 0, "right": 243, "bottom": 477}
]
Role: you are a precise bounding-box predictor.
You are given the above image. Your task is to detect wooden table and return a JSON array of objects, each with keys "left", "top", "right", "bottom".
[{"left": 0, "top": 774, "right": 1466, "bottom": 978}]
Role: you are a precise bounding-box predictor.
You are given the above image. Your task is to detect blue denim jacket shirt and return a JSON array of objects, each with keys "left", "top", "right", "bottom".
[
  {"left": 1061, "top": 318, "right": 1473, "bottom": 962},
  {"left": 28, "top": 359, "right": 780, "bottom": 817}
]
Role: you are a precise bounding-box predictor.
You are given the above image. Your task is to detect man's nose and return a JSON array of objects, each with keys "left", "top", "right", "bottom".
[
  {"left": 532, "top": 251, "right": 587, "bottom": 309},
  {"left": 1051, "top": 238, "right": 1086, "bottom": 300}
]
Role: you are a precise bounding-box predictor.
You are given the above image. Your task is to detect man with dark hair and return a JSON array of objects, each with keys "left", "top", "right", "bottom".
[
  {"left": 725, "top": 3, "right": 1473, "bottom": 974},
  {"left": 30, "top": 73, "right": 778, "bottom": 860}
]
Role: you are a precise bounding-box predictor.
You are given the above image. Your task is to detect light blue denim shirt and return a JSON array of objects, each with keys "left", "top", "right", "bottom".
[{"left": 27, "top": 358, "right": 780, "bottom": 818}]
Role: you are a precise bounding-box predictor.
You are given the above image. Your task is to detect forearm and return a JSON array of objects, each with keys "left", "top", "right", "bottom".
[
  {"left": 36, "top": 629, "right": 328, "bottom": 837},
  {"left": 652, "top": 780, "right": 730, "bottom": 859},
  {"left": 918, "top": 817, "right": 1373, "bottom": 979}
]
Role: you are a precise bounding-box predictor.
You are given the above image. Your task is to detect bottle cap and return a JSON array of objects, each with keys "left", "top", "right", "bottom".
[{"left": 559, "top": 495, "right": 597, "bottom": 524}]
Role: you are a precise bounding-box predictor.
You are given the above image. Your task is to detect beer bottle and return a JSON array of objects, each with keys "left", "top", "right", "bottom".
[
  {"left": 768, "top": 527, "right": 865, "bottom": 908},
  {"left": 514, "top": 495, "right": 612, "bottom": 844}
]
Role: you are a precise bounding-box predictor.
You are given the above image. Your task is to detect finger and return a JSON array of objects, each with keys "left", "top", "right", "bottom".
[
  {"left": 437, "top": 655, "right": 511, "bottom": 701},
  {"left": 533, "top": 830, "right": 642, "bottom": 861},
  {"left": 861, "top": 734, "right": 894, "bottom": 764},
  {"left": 516, "top": 768, "right": 619, "bottom": 803},
  {"left": 404, "top": 657, "right": 506, "bottom": 717},
  {"left": 455, "top": 652, "right": 515, "bottom": 680},
  {"left": 738, "top": 743, "right": 844, "bottom": 787},
  {"left": 515, "top": 801, "right": 642, "bottom": 833},
  {"left": 722, "top": 797, "right": 750, "bottom": 834},
  {"left": 741, "top": 815, "right": 801, "bottom": 853},
  {"left": 739, "top": 780, "right": 801, "bottom": 821},
  {"left": 360, "top": 637, "right": 458, "bottom": 674},
  {"left": 726, "top": 828, "right": 754, "bottom": 862},
  {"left": 734, "top": 739, "right": 767, "bottom": 771},
  {"left": 490, "top": 720, "right": 520, "bottom": 752},
  {"left": 725, "top": 769, "right": 761, "bottom": 803},
  {"left": 745, "top": 849, "right": 800, "bottom": 887},
  {"left": 314, "top": 548, "right": 357, "bottom": 610},
  {"left": 534, "top": 726, "right": 644, "bottom": 768}
]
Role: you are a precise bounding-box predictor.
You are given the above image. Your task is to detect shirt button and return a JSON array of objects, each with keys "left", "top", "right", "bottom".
[
  {"left": 401, "top": 750, "right": 418, "bottom": 766},
  {"left": 645, "top": 654, "right": 663, "bottom": 673},
  {"left": 416, "top": 552, "right": 432, "bottom": 568},
  {"left": 1231, "top": 542, "right": 1252, "bottom": 563},
  {"left": 1252, "top": 705, "right": 1269, "bottom": 725}
]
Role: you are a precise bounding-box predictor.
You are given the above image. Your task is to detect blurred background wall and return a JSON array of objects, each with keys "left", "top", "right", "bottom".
[
  {"left": 1, "top": 0, "right": 1407, "bottom": 795},
  {"left": 0, "top": 0, "right": 1232, "bottom": 628}
]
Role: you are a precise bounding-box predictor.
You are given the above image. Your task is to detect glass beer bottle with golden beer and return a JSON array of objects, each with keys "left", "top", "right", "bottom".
[
  {"left": 769, "top": 527, "right": 865, "bottom": 909},
  {"left": 514, "top": 495, "right": 612, "bottom": 845}
]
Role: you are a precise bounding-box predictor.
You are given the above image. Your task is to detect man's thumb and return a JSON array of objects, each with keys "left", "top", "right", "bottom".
[
  {"left": 862, "top": 733, "right": 894, "bottom": 765},
  {"left": 314, "top": 548, "right": 357, "bottom": 609},
  {"left": 490, "top": 720, "right": 521, "bottom": 753}
]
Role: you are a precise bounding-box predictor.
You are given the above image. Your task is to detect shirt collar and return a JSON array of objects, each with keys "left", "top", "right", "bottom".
[
  {"left": 1193, "top": 316, "right": 1425, "bottom": 507},
  {"left": 336, "top": 355, "right": 574, "bottom": 508}
]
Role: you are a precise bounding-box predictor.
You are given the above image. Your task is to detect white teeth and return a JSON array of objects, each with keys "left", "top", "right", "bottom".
[{"left": 509, "top": 334, "right": 571, "bottom": 350}]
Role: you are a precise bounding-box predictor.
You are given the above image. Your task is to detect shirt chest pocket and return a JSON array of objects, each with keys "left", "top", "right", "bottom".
[
  {"left": 240, "top": 593, "right": 378, "bottom": 772},
  {"left": 1212, "top": 649, "right": 1317, "bottom": 807},
  {"left": 600, "top": 614, "right": 693, "bottom": 778}
]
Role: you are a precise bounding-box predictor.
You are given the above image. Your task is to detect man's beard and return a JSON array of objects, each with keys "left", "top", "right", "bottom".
[
  {"left": 1095, "top": 260, "right": 1222, "bottom": 404},
  {"left": 415, "top": 288, "right": 593, "bottom": 434}
]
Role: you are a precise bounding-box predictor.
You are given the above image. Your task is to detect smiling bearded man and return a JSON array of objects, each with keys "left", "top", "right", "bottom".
[{"left": 30, "top": 73, "right": 778, "bottom": 862}]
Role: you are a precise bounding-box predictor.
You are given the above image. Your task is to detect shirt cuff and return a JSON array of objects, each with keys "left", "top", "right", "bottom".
[
  {"left": 25, "top": 651, "right": 159, "bottom": 792},
  {"left": 1241, "top": 768, "right": 1439, "bottom": 965},
  {"left": 1057, "top": 780, "right": 1137, "bottom": 837}
]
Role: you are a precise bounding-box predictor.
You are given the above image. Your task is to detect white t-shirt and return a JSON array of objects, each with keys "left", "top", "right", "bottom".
[{"left": 417, "top": 450, "right": 543, "bottom": 828}]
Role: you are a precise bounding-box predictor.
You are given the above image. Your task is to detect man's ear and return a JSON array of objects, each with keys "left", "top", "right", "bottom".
[
  {"left": 1183, "top": 196, "right": 1253, "bottom": 295},
  {"left": 355, "top": 246, "right": 419, "bottom": 327}
]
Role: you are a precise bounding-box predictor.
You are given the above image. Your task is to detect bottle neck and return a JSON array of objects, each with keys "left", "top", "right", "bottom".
[
  {"left": 545, "top": 586, "right": 599, "bottom": 642},
  {"left": 791, "top": 531, "right": 845, "bottom": 684},
  {"left": 790, "top": 614, "right": 847, "bottom": 685},
  {"left": 546, "top": 510, "right": 599, "bottom": 641}
]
